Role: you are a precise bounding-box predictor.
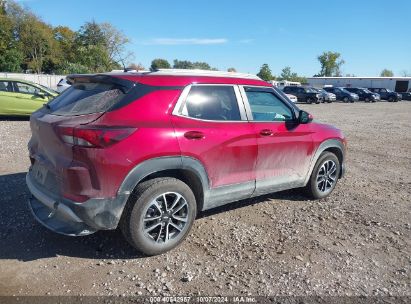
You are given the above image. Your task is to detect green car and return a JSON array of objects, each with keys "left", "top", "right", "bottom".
[{"left": 0, "top": 78, "right": 59, "bottom": 116}]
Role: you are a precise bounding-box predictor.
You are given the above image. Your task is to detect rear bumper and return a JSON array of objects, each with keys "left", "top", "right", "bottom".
[{"left": 26, "top": 172, "right": 130, "bottom": 236}]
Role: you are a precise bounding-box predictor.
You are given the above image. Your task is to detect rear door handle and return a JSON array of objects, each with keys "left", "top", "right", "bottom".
[
  {"left": 260, "top": 129, "right": 273, "bottom": 137},
  {"left": 184, "top": 131, "right": 205, "bottom": 140}
]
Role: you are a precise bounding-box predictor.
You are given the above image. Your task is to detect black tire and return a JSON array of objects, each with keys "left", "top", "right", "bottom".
[
  {"left": 365, "top": 97, "right": 370, "bottom": 102},
  {"left": 306, "top": 97, "right": 313, "bottom": 104},
  {"left": 304, "top": 152, "right": 340, "bottom": 199},
  {"left": 388, "top": 96, "right": 394, "bottom": 102},
  {"left": 120, "top": 177, "right": 197, "bottom": 256},
  {"left": 343, "top": 97, "right": 349, "bottom": 103},
  {"left": 327, "top": 100, "right": 333, "bottom": 103}
]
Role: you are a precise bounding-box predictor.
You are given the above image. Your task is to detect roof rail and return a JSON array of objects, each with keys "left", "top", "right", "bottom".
[{"left": 150, "top": 69, "right": 262, "bottom": 80}]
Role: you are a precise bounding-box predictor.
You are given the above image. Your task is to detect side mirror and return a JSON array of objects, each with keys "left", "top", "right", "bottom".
[{"left": 298, "top": 110, "right": 313, "bottom": 124}]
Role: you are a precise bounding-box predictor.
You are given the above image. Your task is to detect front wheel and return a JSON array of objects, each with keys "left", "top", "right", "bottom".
[
  {"left": 306, "top": 97, "right": 313, "bottom": 104},
  {"left": 305, "top": 152, "right": 340, "bottom": 199},
  {"left": 343, "top": 97, "right": 349, "bottom": 103},
  {"left": 120, "top": 177, "right": 197, "bottom": 256},
  {"left": 365, "top": 97, "right": 370, "bottom": 102},
  {"left": 388, "top": 96, "right": 394, "bottom": 102}
]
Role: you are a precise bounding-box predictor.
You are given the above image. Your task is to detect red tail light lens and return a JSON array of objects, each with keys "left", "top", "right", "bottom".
[{"left": 57, "top": 126, "right": 136, "bottom": 148}]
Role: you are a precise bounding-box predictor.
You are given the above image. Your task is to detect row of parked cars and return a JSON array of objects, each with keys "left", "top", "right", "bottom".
[{"left": 282, "top": 85, "right": 403, "bottom": 104}]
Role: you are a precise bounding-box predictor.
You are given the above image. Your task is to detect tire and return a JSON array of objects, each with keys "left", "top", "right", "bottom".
[
  {"left": 306, "top": 97, "right": 313, "bottom": 104},
  {"left": 388, "top": 96, "right": 394, "bottom": 102},
  {"left": 305, "top": 152, "right": 340, "bottom": 199},
  {"left": 343, "top": 97, "right": 349, "bottom": 103},
  {"left": 365, "top": 97, "right": 370, "bottom": 102},
  {"left": 120, "top": 177, "right": 197, "bottom": 256}
]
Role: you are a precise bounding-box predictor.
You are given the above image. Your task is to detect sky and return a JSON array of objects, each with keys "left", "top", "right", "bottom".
[{"left": 18, "top": 0, "right": 411, "bottom": 77}]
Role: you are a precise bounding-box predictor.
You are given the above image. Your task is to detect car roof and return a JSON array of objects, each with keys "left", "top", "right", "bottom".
[{"left": 69, "top": 70, "right": 269, "bottom": 87}]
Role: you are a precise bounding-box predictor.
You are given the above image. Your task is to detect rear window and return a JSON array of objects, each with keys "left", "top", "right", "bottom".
[{"left": 48, "top": 82, "right": 125, "bottom": 116}]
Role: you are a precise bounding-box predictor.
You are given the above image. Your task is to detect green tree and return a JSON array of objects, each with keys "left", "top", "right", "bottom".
[
  {"left": 173, "top": 59, "right": 217, "bottom": 70},
  {"left": 380, "top": 69, "right": 394, "bottom": 77},
  {"left": 257, "top": 63, "right": 274, "bottom": 81},
  {"left": 150, "top": 58, "right": 171, "bottom": 71},
  {"left": 227, "top": 67, "right": 237, "bottom": 72},
  {"left": 317, "top": 51, "right": 345, "bottom": 76}
]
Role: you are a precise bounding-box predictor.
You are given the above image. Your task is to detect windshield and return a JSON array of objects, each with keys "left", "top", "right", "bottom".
[
  {"left": 339, "top": 88, "right": 351, "bottom": 94},
  {"left": 38, "top": 84, "right": 58, "bottom": 94},
  {"left": 306, "top": 88, "right": 317, "bottom": 93},
  {"left": 362, "top": 88, "right": 372, "bottom": 93}
]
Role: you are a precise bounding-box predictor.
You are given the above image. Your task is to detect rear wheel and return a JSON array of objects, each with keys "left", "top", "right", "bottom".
[
  {"left": 388, "top": 96, "right": 394, "bottom": 102},
  {"left": 306, "top": 97, "right": 313, "bottom": 104},
  {"left": 343, "top": 97, "right": 349, "bottom": 103},
  {"left": 305, "top": 152, "right": 340, "bottom": 199},
  {"left": 365, "top": 97, "right": 370, "bottom": 102},
  {"left": 120, "top": 177, "right": 197, "bottom": 255}
]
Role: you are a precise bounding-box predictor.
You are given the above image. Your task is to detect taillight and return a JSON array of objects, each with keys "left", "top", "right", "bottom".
[{"left": 57, "top": 126, "right": 136, "bottom": 148}]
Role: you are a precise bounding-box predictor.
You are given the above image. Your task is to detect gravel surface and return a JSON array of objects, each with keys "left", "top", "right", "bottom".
[{"left": 0, "top": 102, "right": 410, "bottom": 297}]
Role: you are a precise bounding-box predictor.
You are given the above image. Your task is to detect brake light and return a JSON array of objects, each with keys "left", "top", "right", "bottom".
[{"left": 57, "top": 126, "right": 136, "bottom": 148}]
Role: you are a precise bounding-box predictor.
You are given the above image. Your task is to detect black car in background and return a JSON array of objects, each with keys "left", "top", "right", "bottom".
[
  {"left": 344, "top": 87, "right": 380, "bottom": 102},
  {"left": 399, "top": 89, "right": 411, "bottom": 101},
  {"left": 283, "top": 86, "right": 322, "bottom": 104},
  {"left": 323, "top": 87, "right": 359, "bottom": 103},
  {"left": 368, "top": 88, "right": 402, "bottom": 102}
]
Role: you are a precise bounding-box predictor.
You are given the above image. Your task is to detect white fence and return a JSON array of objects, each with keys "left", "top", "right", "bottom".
[{"left": 0, "top": 73, "right": 65, "bottom": 90}]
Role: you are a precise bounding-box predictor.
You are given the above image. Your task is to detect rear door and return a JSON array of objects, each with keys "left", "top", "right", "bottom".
[
  {"left": 240, "top": 86, "right": 314, "bottom": 195},
  {"left": 171, "top": 84, "right": 258, "bottom": 203}
]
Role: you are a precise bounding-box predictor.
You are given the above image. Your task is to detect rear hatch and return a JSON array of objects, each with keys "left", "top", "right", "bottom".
[{"left": 28, "top": 74, "right": 136, "bottom": 196}]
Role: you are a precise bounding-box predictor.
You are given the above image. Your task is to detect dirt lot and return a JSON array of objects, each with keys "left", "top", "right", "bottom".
[{"left": 0, "top": 102, "right": 410, "bottom": 297}]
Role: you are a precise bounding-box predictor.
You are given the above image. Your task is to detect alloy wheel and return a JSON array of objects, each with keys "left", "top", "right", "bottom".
[
  {"left": 316, "top": 160, "right": 337, "bottom": 193},
  {"left": 143, "top": 192, "right": 189, "bottom": 243}
]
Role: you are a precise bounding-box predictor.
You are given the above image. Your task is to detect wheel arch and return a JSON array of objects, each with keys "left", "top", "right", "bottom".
[
  {"left": 117, "top": 156, "right": 210, "bottom": 213},
  {"left": 304, "top": 139, "right": 345, "bottom": 185}
]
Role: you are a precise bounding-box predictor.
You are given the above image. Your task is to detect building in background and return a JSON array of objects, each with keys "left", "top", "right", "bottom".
[{"left": 307, "top": 77, "right": 411, "bottom": 93}]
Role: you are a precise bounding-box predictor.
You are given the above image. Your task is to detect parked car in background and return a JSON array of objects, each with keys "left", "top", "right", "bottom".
[
  {"left": 285, "top": 93, "right": 298, "bottom": 103},
  {"left": 323, "top": 87, "right": 359, "bottom": 103},
  {"left": 283, "top": 86, "right": 322, "bottom": 104},
  {"left": 368, "top": 88, "right": 402, "bottom": 102},
  {"left": 399, "top": 88, "right": 411, "bottom": 101},
  {"left": 0, "top": 78, "right": 58, "bottom": 116},
  {"left": 344, "top": 87, "right": 380, "bottom": 102},
  {"left": 56, "top": 78, "right": 71, "bottom": 93},
  {"left": 26, "top": 69, "right": 346, "bottom": 255},
  {"left": 312, "top": 88, "right": 335, "bottom": 103}
]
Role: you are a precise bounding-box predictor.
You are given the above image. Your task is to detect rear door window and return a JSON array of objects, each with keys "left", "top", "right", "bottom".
[
  {"left": 48, "top": 82, "right": 125, "bottom": 116},
  {"left": 181, "top": 85, "right": 242, "bottom": 121}
]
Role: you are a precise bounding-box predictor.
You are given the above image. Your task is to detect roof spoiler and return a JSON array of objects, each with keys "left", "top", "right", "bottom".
[{"left": 66, "top": 74, "right": 136, "bottom": 93}]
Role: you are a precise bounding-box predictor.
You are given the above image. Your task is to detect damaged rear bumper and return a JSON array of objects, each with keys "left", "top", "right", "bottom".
[{"left": 26, "top": 172, "right": 130, "bottom": 236}]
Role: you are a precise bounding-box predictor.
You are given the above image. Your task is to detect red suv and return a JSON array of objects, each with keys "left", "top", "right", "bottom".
[{"left": 27, "top": 70, "right": 346, "bottom": 255}]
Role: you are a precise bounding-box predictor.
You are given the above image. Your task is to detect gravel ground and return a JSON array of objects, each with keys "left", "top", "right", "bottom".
[{"left": 0, "top": 102, "right": 410, "bottom": 297}]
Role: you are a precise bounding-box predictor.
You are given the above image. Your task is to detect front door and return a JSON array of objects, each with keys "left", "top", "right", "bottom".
[{"left": 241, "top": 86, "right": 314, "bottom": 195}]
